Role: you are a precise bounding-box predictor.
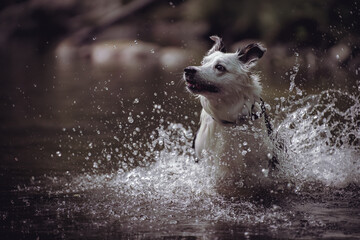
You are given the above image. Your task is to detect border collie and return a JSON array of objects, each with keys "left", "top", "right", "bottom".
[{"left": 184, "top": 36, "right": 277, "bottom": 195}]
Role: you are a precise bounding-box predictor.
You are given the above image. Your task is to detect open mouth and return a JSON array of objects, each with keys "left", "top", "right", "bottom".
[{"left": 185, "top": 79, "right": 219, "bottom": 93}]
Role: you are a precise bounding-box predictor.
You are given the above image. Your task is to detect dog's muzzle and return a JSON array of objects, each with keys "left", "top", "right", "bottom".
[{"left": 183, "top": 67, "right": 219, "bottom": 93}]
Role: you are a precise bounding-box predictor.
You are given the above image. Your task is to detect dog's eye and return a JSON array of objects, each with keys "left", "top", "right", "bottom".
[{"left": 215, "top": 64, "right": 226, "bottom": 72}]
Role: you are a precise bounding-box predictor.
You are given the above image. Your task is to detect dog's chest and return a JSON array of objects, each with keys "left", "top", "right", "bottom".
[{"left": 195, "top": 111, "right": 271, "bottom": 173}]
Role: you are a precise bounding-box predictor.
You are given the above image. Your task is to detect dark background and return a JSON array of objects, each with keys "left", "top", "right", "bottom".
[{"left": 1, "top": 0, "right": 359, "bottom": 91}]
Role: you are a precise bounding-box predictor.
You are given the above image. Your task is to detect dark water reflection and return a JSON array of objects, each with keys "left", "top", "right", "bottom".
[{"left": 1, "top": 43, "right": 360, "bottom": 239}]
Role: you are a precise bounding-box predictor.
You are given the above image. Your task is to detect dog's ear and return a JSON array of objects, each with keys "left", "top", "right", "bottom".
[
  {"left": 207, "top": 36, "right": 226, "bottom": 55},
  {"left": 238, "top": 43, "right": 266, "bottom": 68}
]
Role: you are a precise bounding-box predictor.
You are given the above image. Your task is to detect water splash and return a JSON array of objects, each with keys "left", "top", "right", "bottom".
[
  {"left": 41, "top": 105, "right": 360, "bottom": 233},
  {"left": 288, "top": 52, "right": 302, "bottom": 96},
  {"left": 39, "top": 123, "right": 306, "bottom": 231},
  {"left": 275, "top": 90, "right": 360, "bottom": 189},
  {"left": 20, "top": 79, "right": 360, "bottom": 234}
]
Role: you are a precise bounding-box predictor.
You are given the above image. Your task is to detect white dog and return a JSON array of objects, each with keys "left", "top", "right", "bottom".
[{"left": 184, "top": 36, "right": 277, "bottom": 196}]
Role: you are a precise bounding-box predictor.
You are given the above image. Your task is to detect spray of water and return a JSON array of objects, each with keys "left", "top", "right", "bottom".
[
  {"left": 41, "top": 86, "right": 358, "bottom": 233},
  {"left": 275, "top": 90, "right": 360, "bottom": 189},
  {"left": 50, "top": 123, "right": 299, "bottom": 231},
  {"left": 21, "top": 52, "right": 360, "bottom": 234}
]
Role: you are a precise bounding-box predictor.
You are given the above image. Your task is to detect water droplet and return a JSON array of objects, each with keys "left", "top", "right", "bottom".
[
  {"left": 128, "top": 116, "right": 134, "bottom": 123},
  {"left": 336, "top": 54, "right": 340, "bottom": 60},
  {"left": 133, "top": 98, "right": 139, "bottom": 104},
  {"left": 134, "top": 40, "right": 138, "bottom": 45},
  {"left": 262, "top": 168, "right": 269, "bottom": 177},
  {"left": 56, "top": 151, "right": 61, "bottom": 157},
  {"left": 106, "top": 154, "right": 111, "bottom": 161},
  {"left": 150, "top": 49, "right": 155, "bottom": 54},
  {"left": 92, "top": 37, "right": 96, "bottom": 41}
]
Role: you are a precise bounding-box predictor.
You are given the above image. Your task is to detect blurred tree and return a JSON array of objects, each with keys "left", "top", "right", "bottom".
[
  {"left": 0, "top": 0, "right": 358, "bottom": 51},
  {"left": 183, "top": 0, "right": 358, "bottom": 48}
]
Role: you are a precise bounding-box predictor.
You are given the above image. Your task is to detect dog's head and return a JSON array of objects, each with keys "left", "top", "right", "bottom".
[
  {"left": 184, "top": 36, "right": 266, "bottom": 97},
  {"left": 183, "top": 36, "right": 266, "bottom": 121}
]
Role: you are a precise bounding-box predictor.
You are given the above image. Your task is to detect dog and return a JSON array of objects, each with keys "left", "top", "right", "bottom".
[{"left": 184, "top": 36, "right": 277, "bottom": 196}]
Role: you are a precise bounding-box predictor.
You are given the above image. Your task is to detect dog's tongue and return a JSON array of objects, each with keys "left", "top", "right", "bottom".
[{"left": 188, "top": 83, "right": 200, "bottom": 90}]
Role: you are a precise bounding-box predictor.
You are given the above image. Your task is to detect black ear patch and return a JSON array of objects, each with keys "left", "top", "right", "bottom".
[
  {"left": 208, "top": 35, "right": 226, "bottom": 55},
  {"left": 238, "top": 43, "right": 266, "bottom": 64}
]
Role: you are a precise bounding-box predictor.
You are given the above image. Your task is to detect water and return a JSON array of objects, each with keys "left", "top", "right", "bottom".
[{"left": 1, "top": 44, "right": 360, "bottom": 239}]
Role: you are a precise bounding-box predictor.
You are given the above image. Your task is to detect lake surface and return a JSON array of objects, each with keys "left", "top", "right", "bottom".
[{"left": 0, "top": 42, "right": 359, "bottom": 239}]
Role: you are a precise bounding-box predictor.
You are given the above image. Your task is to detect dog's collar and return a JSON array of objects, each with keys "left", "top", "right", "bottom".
[
  {"left": 193, "top": 98, "right": 276, "bottom": 168},
  {"left": 211, "top": 111, "right": 261, "bottom": 125},
  {"left": 211, "top": 98, "right": 267, "bottom": 126}
]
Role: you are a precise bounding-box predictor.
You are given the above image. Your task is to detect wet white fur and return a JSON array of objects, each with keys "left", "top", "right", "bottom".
[{"left": 186, "top": 49, "right": 274, "bottom": 195}]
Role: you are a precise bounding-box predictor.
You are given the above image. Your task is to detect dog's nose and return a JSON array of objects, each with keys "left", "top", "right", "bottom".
[{"left": 184, "top": 67, "right": 197, "bottom": 75}]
